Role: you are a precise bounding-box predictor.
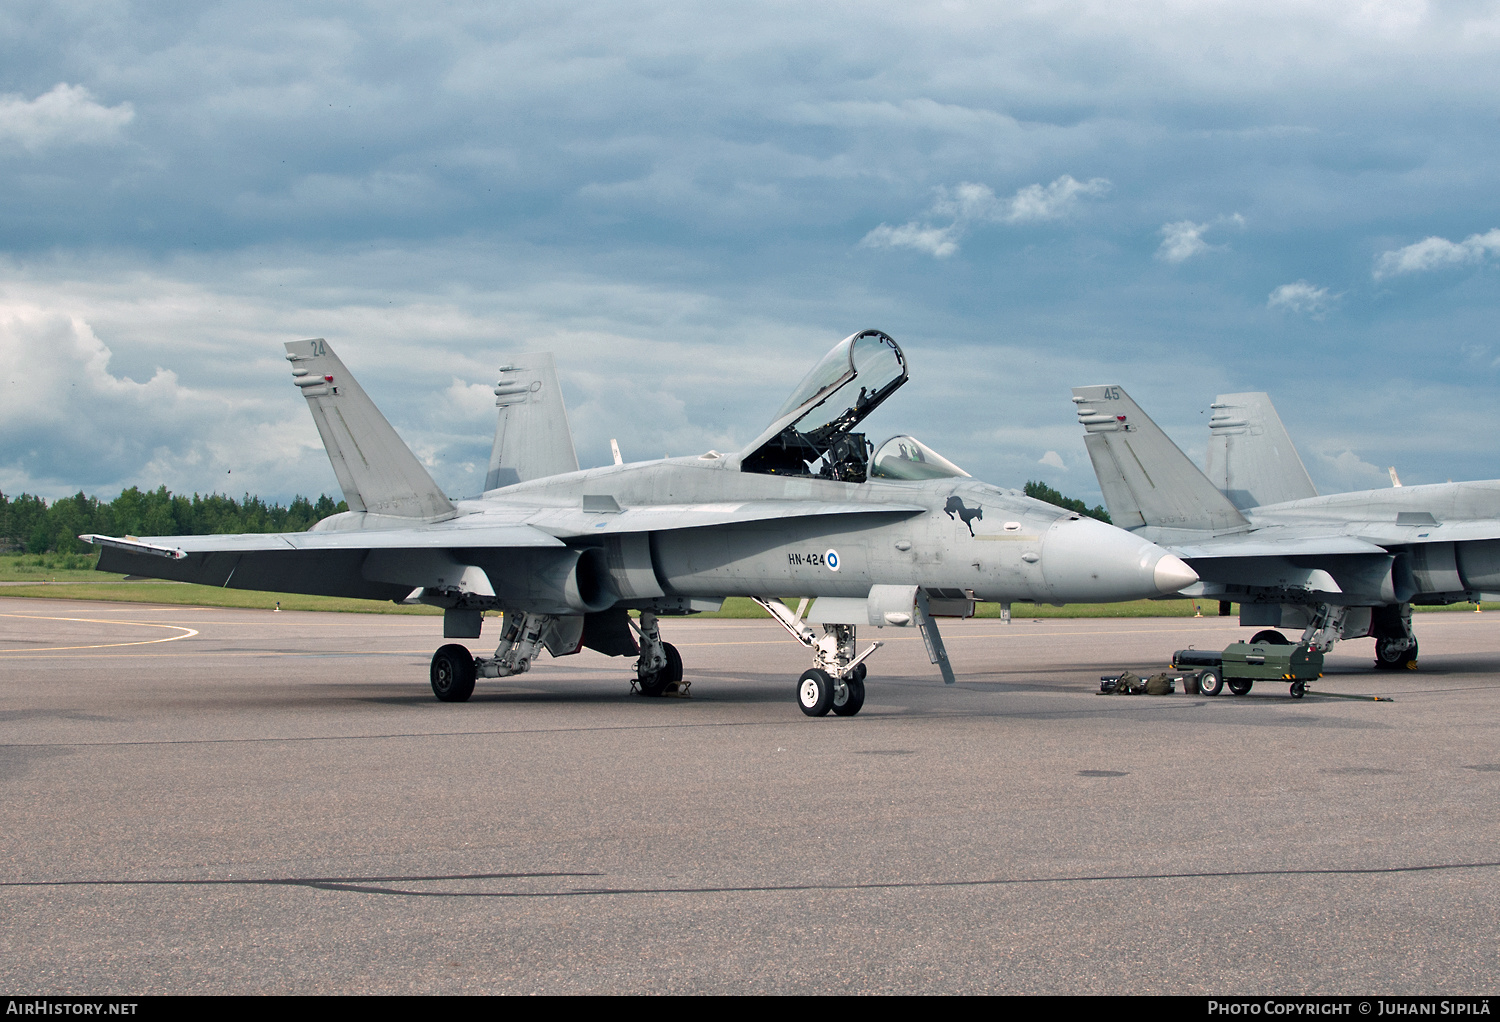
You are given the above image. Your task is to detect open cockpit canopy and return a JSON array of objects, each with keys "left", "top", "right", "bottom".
[{"left": 740, "top": 329, "right": 908, "bottom": 482}]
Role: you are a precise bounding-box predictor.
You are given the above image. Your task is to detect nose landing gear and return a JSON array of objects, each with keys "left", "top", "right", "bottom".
[{"left": 755, "top": 599, "right": 882, "bottom": 717}]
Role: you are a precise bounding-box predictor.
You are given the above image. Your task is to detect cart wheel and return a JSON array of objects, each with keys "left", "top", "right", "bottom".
[
  {"left": 1227, "top": 678, "right": 1253, "bottom": 696},
  {"left": 1290, "top": 680, "right": 1305, "bottom": 699},
  {"left": 1198, "top": 669, "right": 1223, "bottom": 697}
]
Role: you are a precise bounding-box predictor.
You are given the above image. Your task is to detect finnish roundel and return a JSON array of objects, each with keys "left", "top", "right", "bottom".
[{"left": 825, "top": 549, "right": 840, "bottom": 571}]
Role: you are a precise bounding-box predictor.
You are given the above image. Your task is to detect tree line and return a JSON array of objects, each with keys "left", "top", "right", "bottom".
[
  {"left": 0, "top": 487, "right": 348, "bottom": 554},
  {"left": 1023, "top": 481, "right": 1112, "bottom": 523}
]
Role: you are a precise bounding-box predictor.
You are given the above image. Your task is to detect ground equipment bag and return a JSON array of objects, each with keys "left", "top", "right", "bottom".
[{"left": 1144, "top": 673, "right": 1175, "bottom": 695}]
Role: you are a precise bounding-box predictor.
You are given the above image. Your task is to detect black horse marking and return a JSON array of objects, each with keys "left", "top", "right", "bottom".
[{"left": 944, "top": 496, "right": 983, "bottom": 537}]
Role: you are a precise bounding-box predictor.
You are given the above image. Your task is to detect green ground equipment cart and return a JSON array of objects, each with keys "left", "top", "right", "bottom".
[{"left": 1172, "top": 639, "right": 1324, "bottom": 699}]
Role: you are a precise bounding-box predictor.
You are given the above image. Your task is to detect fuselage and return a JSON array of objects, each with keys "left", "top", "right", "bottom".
[{"left": 310, "top": 452, "right": 1194, "bottom": 607}]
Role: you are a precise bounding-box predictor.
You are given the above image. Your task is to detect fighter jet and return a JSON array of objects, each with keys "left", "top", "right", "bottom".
[
  {"left": 1071, "top": 385, "right": 1500, "bottom": 670},
  {"left": 82, "top": 330, "right": 1196, "bottom": 717}
]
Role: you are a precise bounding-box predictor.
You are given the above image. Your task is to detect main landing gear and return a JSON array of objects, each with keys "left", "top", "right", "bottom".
[
  {"left": 425, "top": 608, "right": 688, "bottom": 703},
  {"left": 1372, "top": 603, "right": 1418, "bottom": 671},
  {"left": 630, "top": 610, "right": 685, "bottom": 696},
  {"left": 755, "top": 599, "right": 881, "bottom": 717},
  {"left": 1248, "top": 601, "right": 1420, "bottom": 672},
  {"left": 428, "top": 610, "right": 557, "bottom": 702}
]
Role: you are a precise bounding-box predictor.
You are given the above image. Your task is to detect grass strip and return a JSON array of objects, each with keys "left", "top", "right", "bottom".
[{"left": 0, "top": 583, "right": 443, "bottom": 614}]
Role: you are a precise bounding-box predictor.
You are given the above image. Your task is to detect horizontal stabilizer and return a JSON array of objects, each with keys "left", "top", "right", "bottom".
[
  {"left": 77, "top": 535, "right": 186, "bottom": 560},
  {"left": 285, "top": 338, "right": 455, "bottom": 519},
  {"left": 1205, "top": 392, "right": 1318, "bottom": 509},
  {"left": 1072, "top": 385, "right": 1248, "bottom": 533}
]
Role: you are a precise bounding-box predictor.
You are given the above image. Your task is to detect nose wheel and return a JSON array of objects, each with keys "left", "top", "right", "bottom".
[
  {"left": 798, "top": 669, "right": 833, "bottom": 716},
  {"left": 831, "top": 676, "right": 866, "bottom": 716},
  {"left": 797, "top": 668, "right": 867, "bottom": 717}
]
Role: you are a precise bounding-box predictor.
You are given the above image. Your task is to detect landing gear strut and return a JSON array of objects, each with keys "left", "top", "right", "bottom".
[
  {"left": 1299, "top": 604, "right": 1349, "bottom": 654},
  {"left": 475, "top": 611, "right": 555, "bottom": 679}
]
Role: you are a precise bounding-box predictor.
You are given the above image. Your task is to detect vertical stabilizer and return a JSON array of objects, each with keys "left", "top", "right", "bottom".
[
  {"left": 486, "top": 353, "right": 579, "bottom": 489},
  {"left": 1204, "top": 392, "right": 1319, "bottom": 509},
  {"left": 284, "top": 339, "right": 455, "bottom": 519},
  {"left": 1071, "top": 385, "right": 1248, "bottom": 533}
]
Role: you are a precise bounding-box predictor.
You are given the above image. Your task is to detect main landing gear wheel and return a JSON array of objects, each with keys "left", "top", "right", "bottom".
[
  {"left": 1198, "top": 669, "right": 1223, "bottom": 697},
  {"left": 797, "top": 668, "right": 834, "bottom": 717},
  {"left": 431, "top": 644, "right": 476, "bottom": 703},
  {"left": 1227, "top": 678, "right": 1254, "bottom": 696},
  {"left": 1250, "top": 630, "right": 1290, "bottom": 645},
  {"left": 831, "top": 676, "right": 866, "bottom": 717},
  {"left": 1374, "top": 637, "right": 1418, "bottom": 671},
  {"left": 637, "top": 642, "right": 683, "bottom": 697}
]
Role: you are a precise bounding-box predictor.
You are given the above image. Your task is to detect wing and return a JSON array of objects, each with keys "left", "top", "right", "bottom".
[
  {"left": 82, "top": 525, "right": 566, "bottom": 601},
  {"left": 81, "top": 500, "right": 925, "bottom": 603}
]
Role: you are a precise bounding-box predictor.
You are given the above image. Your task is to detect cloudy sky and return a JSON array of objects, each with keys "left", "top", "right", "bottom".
[{"left": 4, "top": 0, "right": 1499, "bottom": 507}]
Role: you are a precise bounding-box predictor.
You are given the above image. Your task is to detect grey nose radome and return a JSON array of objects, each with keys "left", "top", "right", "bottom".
[{"left": 1039, "top": 516, "right": 1199, "bottom": 602}]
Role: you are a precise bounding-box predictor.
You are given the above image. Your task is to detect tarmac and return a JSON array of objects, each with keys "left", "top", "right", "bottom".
[{"left": 2, "top": 596, "right": 1498, "bottom": 994}]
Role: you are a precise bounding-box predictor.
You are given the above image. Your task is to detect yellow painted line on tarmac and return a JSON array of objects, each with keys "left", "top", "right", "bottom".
[{"left": 0, "top": 613, "right": 199, "bottom": 653}]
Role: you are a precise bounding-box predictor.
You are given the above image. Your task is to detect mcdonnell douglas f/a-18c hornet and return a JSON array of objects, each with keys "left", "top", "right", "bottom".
[
  {"left": 85, "top": 330, "right": 1196, "bottom": 716},
  {"left": 1071, "top": 385, "right": 1500, "bottom": 670}
]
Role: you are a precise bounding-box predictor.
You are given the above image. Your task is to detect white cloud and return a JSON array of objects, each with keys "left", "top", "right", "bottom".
[
  {"left": 0, "top": 84, "right": 134, "bottom": 151},
  {"left": 859, "top": 222, "right": 960, "bottom": 258},
  {"left": 1001, "top": 176, "right": 1112, "bottom": 224},
  {"left": 443, "top": 378, "right": 502, "bottom": 424},
  {"left": 1311, "top": 449, "right": 1389, "bottom": 492},
  {"left": 0, "top": 303, "right": 298, "bottom": 498},
  {"left": 1267, "top": 280, "right": 1337, "bottom": 317},
  {"left": 0, "top": 251, "right": 827, "bottom": 500},
  {"left": 1039, "top": 450, "right": 1066, "bottom": 469},
  {"left": 1373, "top": 228, "right": 1500, "bottom": 278},
  {"left": 861, "top": 175, "right": 1110, "bottom": 258},
  {"left": 1158, "top": 221, "right": 1211, "bottom": 263},
  {"left": 1156, "top": 214, "right": 1245, "bottom": 263}
]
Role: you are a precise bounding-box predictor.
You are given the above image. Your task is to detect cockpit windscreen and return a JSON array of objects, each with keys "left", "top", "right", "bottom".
[{"left": 869, "top": 435, "right": 970, "bottom": 480}]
